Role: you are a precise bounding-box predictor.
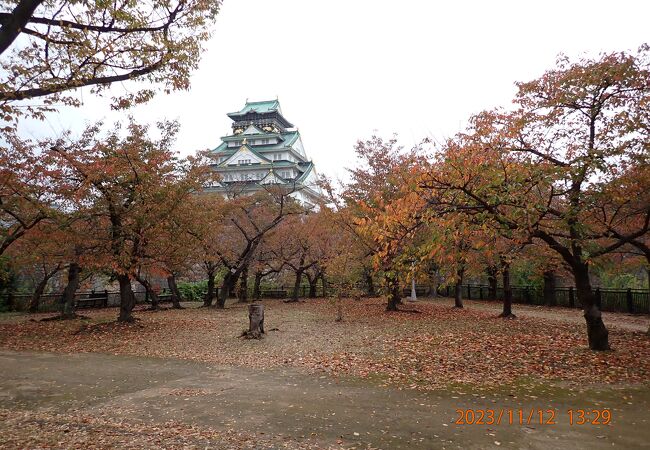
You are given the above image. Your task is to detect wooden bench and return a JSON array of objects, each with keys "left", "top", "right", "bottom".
[
  {"left": 402, "top": 287, "right": 429, "bottom": 297},
  {"left": 76, "top": 295, "right": 108, "bottom": 309},
  {"left": 158, "top": 294, "right": 172, "bottom": 303}
]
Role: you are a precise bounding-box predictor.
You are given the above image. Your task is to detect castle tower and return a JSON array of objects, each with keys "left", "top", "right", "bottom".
[{"left": 207, "top": 99, "right": 323, "bottom": 207}]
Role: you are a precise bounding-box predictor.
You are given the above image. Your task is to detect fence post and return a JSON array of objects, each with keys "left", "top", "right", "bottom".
[
  {"left": 103, "top": 289, "right": 108, "bottom": 307},
  {"left": 479, "top": 286, "right": 483, "bottom": 300},
  {"left": 626, "top": 288, "right": 634, "bottom": 314},
  {"left": 524, "top": 286, "right": 530, "bottom": 304},
  {"left": 446, "top": 285, "right": 450, "bottom": 297},
  {"left": 145, "top": 289, "right": 149, "bottom": 303},
  {"left": 595, "top": 287, "right": 602, "bottom": 309},
  {"left": 467, "top": 285, "right": 471, "bottom": 300},
  {"left": 569, "top": 287, "right": 575, "bottom": 308}
]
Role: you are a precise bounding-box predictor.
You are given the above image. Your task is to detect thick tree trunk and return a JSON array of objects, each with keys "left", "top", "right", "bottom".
[
  {"left": 204, "top": 268, "right": 216, "bottom": 307},
  {"left": 486, "top": 266, "right": 498, "bottom": 300},
  {"left": 167, "top": 275, "right": 183, "bottom": 309},
  {"left": 430, "top": 270, "right": 439, "bottom": 298},
  {"left": 28, "top": 277, "right": 50, "bottom": 313},
  {"left": 500, "top": 261, "right": 515, "bottom": 318},
  {"left": 574, "top": 262, "right": 609, "bottom": 351},
  {"left": 454, "top": 267, "right": 464, "bottom": 308},
  {"left": 386, "top": 276, "right": 401, "bottom": 311},
  {"left": 135, "top": 274, "right": 159, "bottom": 311},
  {"left": 253, "top": 271, "right": 263, "bottom": 299},
  {"left": 543, "top": 270, "right": 556, "bottom": 306},
  {"left": 217, "top": 271, "right": 239, "bottom": 308},
  {"left": 238, "top": 267, "right": 249, "bottom": 302},
  {"left": 117, "top": 274, "right": 136, "bottom": 322},
  {"left": 290, "top": 269, "right": 304, "bottom": 302},
  {"left": 241, "top": 304, "right": 265, "bottom": 339},
  {"left": 60, "top": 263, "right": 81, "bottom": 318},
  {"left": 216, "top": 273, "right": 229, "bottom": 308}
]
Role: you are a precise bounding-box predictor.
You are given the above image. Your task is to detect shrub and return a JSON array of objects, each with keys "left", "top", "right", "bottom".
[{"left": 177, "top": 280, "right": 207, "bottom": 302}]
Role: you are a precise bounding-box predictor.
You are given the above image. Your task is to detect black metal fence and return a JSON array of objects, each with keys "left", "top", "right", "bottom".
[
  {"left": 435, "top": 284, "right": 649, "bottom": 314},
  {"left": 5, "top": 283, "right": 648, "bottom": 315}
]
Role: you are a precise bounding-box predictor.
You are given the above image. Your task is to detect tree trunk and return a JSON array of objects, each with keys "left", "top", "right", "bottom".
[
  {"left": 229, "top": 270, "right": 239, "bottom": 294},
  {"left": 217, "top": 270, "right": 239, "bottom": 309},
  {"left": 500, "top": 261, "right": 515, "bottom": 318},
  {"left": 430, "top": 270, "right": 438, "bottom": 298},
  {"left": 320, "top": 273, "right": 328, "bottom": 298},
  {"left": 308, "top": 275, "right": 318, "bottom": 298},
  {"left": 487, "top": 266, "right": 497, "bottom": 300},
  {"left": 167, "top": 275, "right": 183, "bottom": 309},
  {"left": 2, "top": 271, "right": 18, "bottom": 311},
  {"left": 238, "top": 267, "right": 249, "bottom": 303},
  {"left": 204, "top": 268, "right": 215, "bottom": 307},
  {"left": 28, "top": 276, "right": 50, "bottom": 313},
  {"left": 6, "top": 291, "right": 15, "bottom": 311},
  {"left": 135, "top": 274, "right": 159, "bottom": 311},
  {"left": 253, "top": 271, "right": 263, "bottom": 299},
  {"left": 117, "top": 274, "right": 136, "bottom": 322},
  {"left": 216, "top": 273, "right": 229, "bottom": 308},
  {"left": 386, "top": 276, "right": 401, "bottom": 311},
  {"left": 454, "top": 267, "right": 464, "bottom": 308},
  {"left": 290, "top": 269, "right": 304, "bottom": 302},
  {"left": 60, "top": 263, "right": 81, "bottom": 318},
  {"left": 574, "top": 262, "right": 609, "bottom": 351},
  {"left": 241, "top": 304, "right": 265, "bottom": 339},
  {"left": 543, "top": 270, "right": 556, "bottom": 306},
  {"left": 365, "top": 270, "right": 376, "bottom": 297}
]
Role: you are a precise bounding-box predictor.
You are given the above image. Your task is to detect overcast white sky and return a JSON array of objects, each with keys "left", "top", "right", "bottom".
[{"left": 23, "top": 0, "right": 650, "bottom": 182}]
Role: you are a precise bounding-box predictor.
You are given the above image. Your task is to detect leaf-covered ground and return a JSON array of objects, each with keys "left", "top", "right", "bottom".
[
  {"left": 0, "top": 409, "right": 330, "bottom": 449},
  {"left": 1, "top": 297, "right": 648, "bottom": 392}
]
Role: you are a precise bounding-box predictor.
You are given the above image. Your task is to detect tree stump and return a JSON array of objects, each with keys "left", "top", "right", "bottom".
[{"left": 241, "top": 304, "right": 265, "bottom": 339}]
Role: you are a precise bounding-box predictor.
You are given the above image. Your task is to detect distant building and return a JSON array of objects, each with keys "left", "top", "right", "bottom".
[{"left": 206, "top": 99, "right": 323, "bottom": 207}]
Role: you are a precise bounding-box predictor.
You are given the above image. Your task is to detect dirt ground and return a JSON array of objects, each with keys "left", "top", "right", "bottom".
[
  {"left": 1, "top": 297, "right": 649, "bottom": 449},
  {"left": 1, "top": 350, "right": 650, "bottom": 449}
]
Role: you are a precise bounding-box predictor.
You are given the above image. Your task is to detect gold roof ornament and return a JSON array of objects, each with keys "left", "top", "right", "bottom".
[{"left": 242, "top": 138, "right": 247, "bottom": 145}]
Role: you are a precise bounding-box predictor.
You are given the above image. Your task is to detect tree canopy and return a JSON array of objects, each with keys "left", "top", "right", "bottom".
[{"left": 0, "top": 0, "right": 221, "bottom": 126}]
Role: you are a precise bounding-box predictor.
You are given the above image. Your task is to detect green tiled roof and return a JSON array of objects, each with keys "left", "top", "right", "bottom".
[
  {"left": 222, "top": 132, "right": 281, "bottom": 142},
  {"left": 212, "top": 131, "right": 301, "bottom": 155},
  {"left": 253, "top": 131, "right": 300, "bottom": 151},
  {"left": 296, "top": 162, "right": 314, "bottom": 183},
  {"left": 212, "top": 142, "right": 229, "bottom": 153},
  {"left": 228, "top": 99, "right": 280, "bottom": 117}
]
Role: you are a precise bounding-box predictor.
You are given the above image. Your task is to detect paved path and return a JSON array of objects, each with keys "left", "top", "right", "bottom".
[{"left": 1, "top": 351, "right": 649, "bottom": 449}]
